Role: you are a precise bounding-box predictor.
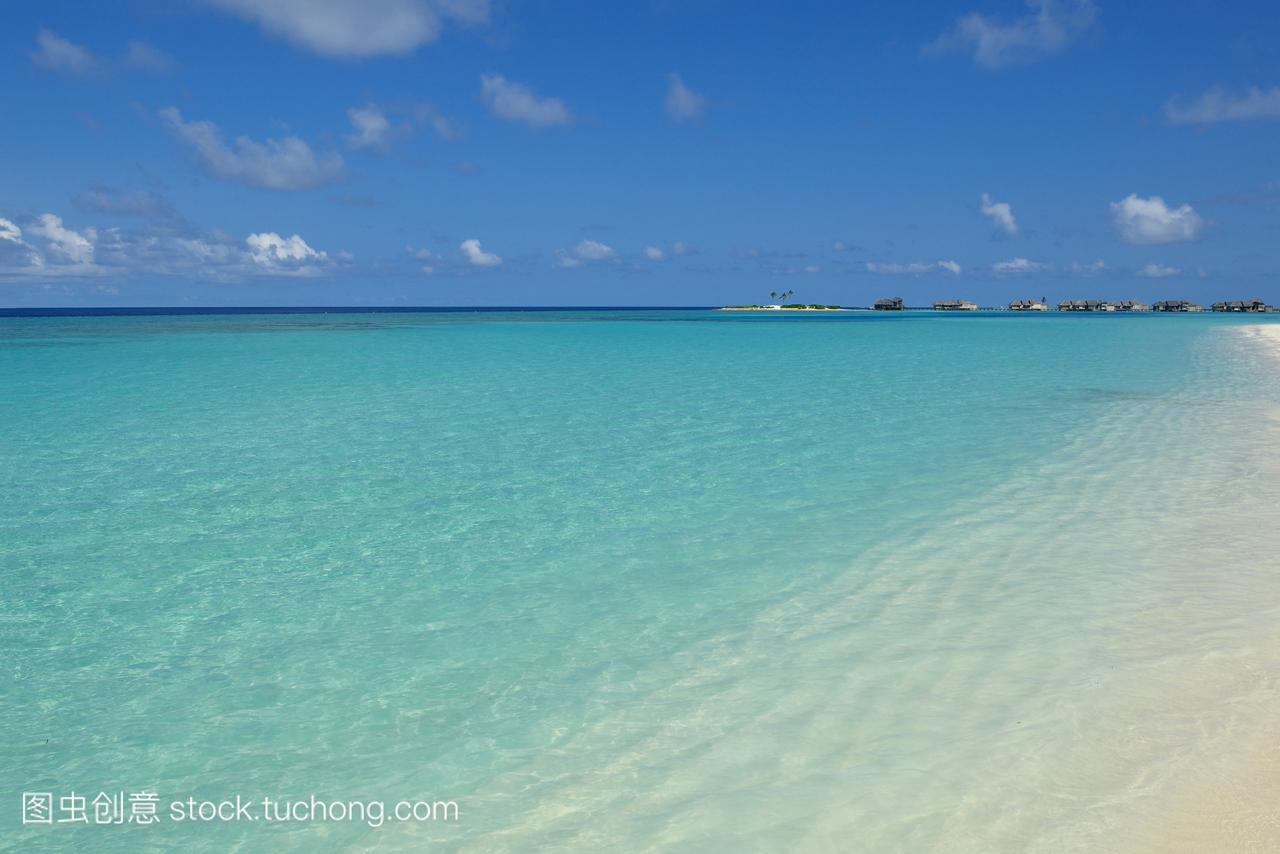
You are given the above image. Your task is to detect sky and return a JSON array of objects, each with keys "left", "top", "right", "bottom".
[{"left": 1, "top": 0, "right": 1278, "bottom": 307}]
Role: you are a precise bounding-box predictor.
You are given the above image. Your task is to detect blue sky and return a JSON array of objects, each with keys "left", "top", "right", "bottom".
[{"left": 1, "top": 0, "right": 1277, "bottom": 307}]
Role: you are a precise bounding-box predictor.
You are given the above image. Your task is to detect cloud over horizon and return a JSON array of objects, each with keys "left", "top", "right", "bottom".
[
  {"left": 460, "top": 238, "right": 501, "bottom": 267},
  {"left": 992, "top": 257, "right": 1047, "bottom": 275},
  {"left": 1110, "top": 194, "right": 1204, "bottom": 244},
  {"left": 866, "top": 260, "right": 961, "bottom": 275}
]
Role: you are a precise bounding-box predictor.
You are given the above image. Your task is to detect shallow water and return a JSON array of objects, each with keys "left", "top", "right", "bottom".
[{"left": 2, "top": 310, "right": 1278, "bottom": 852}]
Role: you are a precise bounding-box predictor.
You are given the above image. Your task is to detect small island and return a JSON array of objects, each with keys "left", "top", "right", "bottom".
[
  {"left": 719, "top": 290, "right": 849, "bottom": 311},
  {"left": 718, "top": 303, "right": 848, "bottom": 311}
]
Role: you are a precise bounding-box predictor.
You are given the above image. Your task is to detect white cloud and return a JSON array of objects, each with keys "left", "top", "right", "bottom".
[
  {"left": 832, "top": 240, "right": 849, "bottom": 252},
  {"left": 460, "top": 238, "right": 501, "bottom": 267},
  {"left": 643, "top": 245, "right": 665, "bottom": 261},
  {"left": 0, "top": 208, "right": 347, "bottom": 281},
  {"left": 30, "top": 214, "right": 96, "bottom": 265},
  {"left": 160, "top": 107, "right": 345, "bottom": 190},
  {"left": 1165, "top": 86, "right": 1280, "bottom": 125},
  {"left": 671, "top": 241, "right": 694, "bottom": 256},
  {"left": 480, "top": 74, "right": 571, "bottom": 128},
  {"left": 980, "top": 192, "right": 1018, "bottom": 236},
  {"left": 992, "top": 257, "right": 1046, "bottom": 275},
  {"left": 665, "top": 73, "right": 706, "bottom": 122},
  {"left": 804, "top": 265, "right": 821, "bottom": 274},
  {"left": 1137, "top": 263, "right": 1180, "bottom": 278},
  {"left": 346, "top": 104, "right": 398, "bottom": 152},
  {"left": 557, "top": 239, "right": 618, "bottom": 268},
  {"left": 572, "top": 239, "right": 615, "bottom": 261},
  {"left": 1110, "top": 194, "right": 1203, "bottom": 244},
  {"left": 0, "top": 218, "right": 26, "bottom": 245},
  {"left": 0, "top": 218, "right": 45, "bottom": 271},
  {"left": 927, "top": 0, "right": 1096, "bottom": 69},
  {"left": 347, "top": 102, "right": 460, "bottom": 152},
  {"left": 30, "top": 29, "right": 98, "bottom": 75},
  {"left": 246, "top": 231, "right": 325, "bottom": 264},
  {"left": 204, "top": 0, "right": 489, "bottom": 58},
  {"left": 30, "top": 30, "right": 175, "bottom": 75},
  {"left": 1070, "top": 259, "right": 1106, "bottom": 276},
  {"left": 866, "top": 260, "right": 961, "bottom": 275}
]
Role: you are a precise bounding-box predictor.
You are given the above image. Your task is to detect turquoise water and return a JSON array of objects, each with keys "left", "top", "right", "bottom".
[{"left": 3, "top": 310, "right": 1279, "bottom": 852}]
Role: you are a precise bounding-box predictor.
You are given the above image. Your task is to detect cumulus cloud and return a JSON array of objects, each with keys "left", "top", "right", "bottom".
[
  {"left": 927, "top": 0, "right": 1096, "bottom": 69},
  {"left": 643, "top": 245, "right": 665, "bottom": 261},
  {"left": 671, "top": 241, "right": 695, "bottom": 256},
  {"left": 30, "top": 29, "right": 98, "bottom": 75},
  {"left": 665, "top": 73, "right": 706, "bottom": 122},
  {"left": 1, "top": 208, "right": 342, "bottom": 281},
  {"left": 160, "top": 107, "right": 346, "bottom": 190},
  {"left": 556, "top": 239, "right": 618, "bottom": 267},
  {"left": 572, "top": 239, "right": 615, "bottom": 261},
  {"left": 0, "top": 219, "right": 23, "bottom": 244},
  {"left": 204, "top": 0, "right": 489, "bottom": 58},
  {"left": 1137, "top": 263, "right": 1180, "bottom": 278},
  {"left": 480, "top": 74, "right": 572, "bottom": 128},
  {"left": 30, "top": 214, "right": 96, "bottom": 265},
  {"left": 346, "top": 102, "right": 460, "bottom": 152},
  {"left": 346, "top": 104, "right": 397, "bottom": 152},
  {"left": 1110, "top": 194, "right": 1203, "bottom": 244},
  {"left": 1164, "top": 86, "right": 1280, "bottom": 125},
  {"left": 980, "top": 192, "right": 1018, "bottom": 236},
  {"left": 460, "top": 238, "right": 501, "bottom": 267},
  {"left": 0, "top": 217, "right": 45, "bottom": 271},
  {"left": 992, "top": 257, "right": 1047, "bottom": 275},
  {"left": 866, "top": 260, "right": 961, "bottom": 275},
  {"left": 246, "top": 231, "right": 329, "bottom": 274}
]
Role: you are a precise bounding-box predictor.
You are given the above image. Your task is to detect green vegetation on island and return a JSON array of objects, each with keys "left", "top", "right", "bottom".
[{"left": 719, "top": 291, "right": 847, "bottom": 311}]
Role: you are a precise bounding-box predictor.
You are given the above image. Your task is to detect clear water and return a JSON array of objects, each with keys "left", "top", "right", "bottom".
[{"left": 3, "top": 310, "right": 1278, "bottom": 852}]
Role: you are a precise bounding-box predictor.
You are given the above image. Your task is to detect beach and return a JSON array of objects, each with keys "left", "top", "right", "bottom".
[{"left": 3, "top": 311, "right": 1279, "bottom": 852}]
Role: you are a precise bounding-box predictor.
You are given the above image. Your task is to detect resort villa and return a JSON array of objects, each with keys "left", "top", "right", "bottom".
[
  {"left": 1153, "top": 300, "right": 1205, "bottom": 312},
  {"left": 1009, "top": 299, "right": 1050, "bottom": 311},
  {"left": 1211, "top": 298, "right": 1274, "bottom": 312},
  {"left": 874, "top": 297, "right": 904, "bottom": 310},
  {"left": 1058, "top": 300, "right": 1150, "bottom": 312},
  {"left": 933, "top": 299, "right": 979, "bottom": 311}
]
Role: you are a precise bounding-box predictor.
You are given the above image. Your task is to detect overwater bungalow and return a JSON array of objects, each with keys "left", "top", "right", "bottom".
[
  {"left": 933, "top": 299, "right": 978, "bottom": 311},
  {"left": 1152, "top": 300, "right": 1204, "bottom": 312},
  {"left": 1009, "top": 299, "right": 1049, "bottom": 311},
  {"left": 874, "top": 297, "right": 904, "bottom": 311},
  {"left": 1058, "top": 299, "right": 1107, "bottom": 311},
  {"left": 1102, "top": 300, "right": 1151, "bottom": 312},
  {"left": 1211, "top": 298, "right": 1273, "bottom": 313}
]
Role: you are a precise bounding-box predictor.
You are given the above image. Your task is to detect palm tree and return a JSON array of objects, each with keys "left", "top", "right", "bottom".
[{"left": 770, "top": 291, "right": 778, "bottom": 302}]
